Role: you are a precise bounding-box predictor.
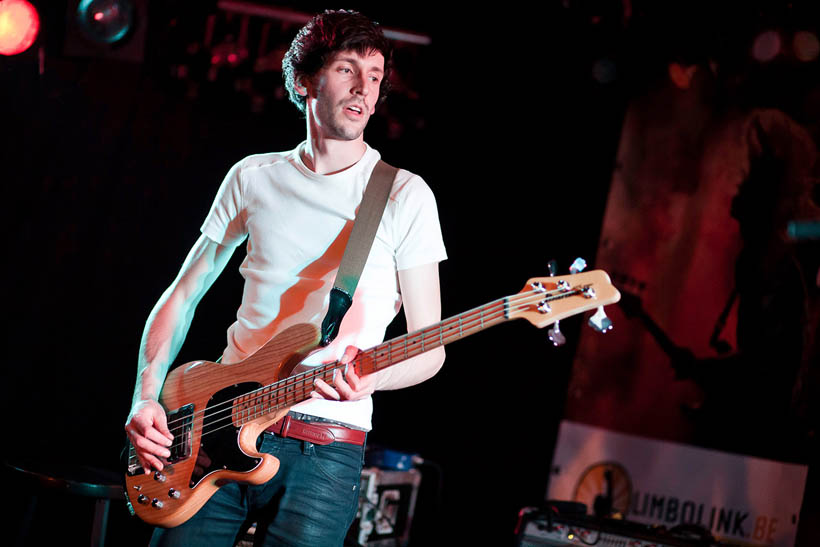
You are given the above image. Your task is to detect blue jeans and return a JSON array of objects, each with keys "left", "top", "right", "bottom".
[{"left": 150, "top": 433, "right": 365, "bottom": 547}]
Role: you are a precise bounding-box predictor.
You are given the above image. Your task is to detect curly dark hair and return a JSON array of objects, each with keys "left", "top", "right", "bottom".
[{"left": 282, "top": 9, "right": 393, "bottom": 114}]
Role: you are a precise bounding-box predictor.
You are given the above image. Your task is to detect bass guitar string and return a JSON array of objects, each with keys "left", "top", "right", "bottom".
[
  {"left": 175, "top": 286, "right": 570, "bottom": 430},
  {"left": 129, "top": 285, "right": 588, "bottom": 464},
  {"left": 128, "top": 285, "right": 588, "bottom": 464}
]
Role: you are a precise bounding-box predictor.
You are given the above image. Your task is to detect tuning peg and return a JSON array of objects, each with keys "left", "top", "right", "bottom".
[
  {"left": 570, "top": 257, "right": 587, "bottom": 274},
  {"left": 588, "top": 306, "right": 613, "bottom": 333},
  {"left": 547, "top": 260, "right": 557, "bottom": 276},
  {"left": 548, "top": 321, "right": 566, "bottom": 346},
  {"left": 531, "top": 281, "right": 546, "bottom": 294}
]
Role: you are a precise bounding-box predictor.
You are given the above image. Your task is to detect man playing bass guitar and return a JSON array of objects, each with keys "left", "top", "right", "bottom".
[{"left": 124, "top": 9, "right": 447, "bottom": 546}]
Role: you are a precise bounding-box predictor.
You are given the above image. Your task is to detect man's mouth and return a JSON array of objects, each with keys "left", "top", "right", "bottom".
[{"left": 346, "top": 105, "right": 363, "bottom": 115}]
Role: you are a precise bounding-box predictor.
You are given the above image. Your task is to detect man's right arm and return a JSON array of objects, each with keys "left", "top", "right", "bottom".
[{"left": 125, "top": 234, "right": 235, "bottom": 473}]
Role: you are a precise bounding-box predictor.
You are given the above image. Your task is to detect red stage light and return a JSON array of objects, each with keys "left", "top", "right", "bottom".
[
  {"left": 0, "top": 0, "right": 40, "bottom": 56},
  {"left": 751, "top": 30, "right": 781, "bottom": 62}
]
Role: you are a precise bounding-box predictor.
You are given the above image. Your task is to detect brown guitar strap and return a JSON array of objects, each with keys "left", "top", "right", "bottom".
[{"left": 320, "top": 159, "right": 398, "bottom": 346}]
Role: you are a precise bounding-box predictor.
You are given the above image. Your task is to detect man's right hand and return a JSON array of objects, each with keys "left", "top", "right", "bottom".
[{"left": 125, "top": 399, "right": 174, "bottom": 473}]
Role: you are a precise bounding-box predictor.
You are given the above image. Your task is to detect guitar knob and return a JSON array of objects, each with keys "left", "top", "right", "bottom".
[
  {"left": 154, "top": 471, "right": 166, "bottom": 482},
  {"left": 137, "top": 494, "right": 148, "bottom": 505},
  {"left": 548, "top": 321, "right": 566, "bottom": 346},
  {"left": 152, "top": 498, "right": 164, "bottom": 508},
  {"left": 588, "top": 307, "right": 613, "bottom": 333},
  {"left": 169, "top": 489, "right": 181, "bottom": 499}
]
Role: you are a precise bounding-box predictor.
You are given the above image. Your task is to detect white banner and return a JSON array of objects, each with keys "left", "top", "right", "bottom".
[{"left": 547, "top": 420, "right": 808, "bottom": 547}]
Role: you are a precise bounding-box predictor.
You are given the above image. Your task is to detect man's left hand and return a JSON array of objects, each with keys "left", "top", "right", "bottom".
[{"left": 311, "top": 346, "right": 378, "bottom": 401}]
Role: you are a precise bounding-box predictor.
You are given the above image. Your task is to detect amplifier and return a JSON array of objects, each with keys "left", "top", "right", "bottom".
[
  {"left": 346, "top": 467, "right": 421, "bottom": 546},
  {"left": 516, "top": 505, "right": 727, "bottom": 547}
]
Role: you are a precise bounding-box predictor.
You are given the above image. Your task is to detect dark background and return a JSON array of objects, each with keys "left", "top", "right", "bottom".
[{"left": 2, "top": 1, "right": 817, "bottom": 545}]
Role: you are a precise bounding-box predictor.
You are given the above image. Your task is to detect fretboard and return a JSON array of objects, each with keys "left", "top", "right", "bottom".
[{"left": 232, "top": 296, "right": 513, "bottom": 425}]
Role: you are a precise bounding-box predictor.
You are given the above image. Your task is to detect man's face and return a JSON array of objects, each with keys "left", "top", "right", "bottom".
[{"left": 303, "top": 49, "right": 385, "bottom": 142}]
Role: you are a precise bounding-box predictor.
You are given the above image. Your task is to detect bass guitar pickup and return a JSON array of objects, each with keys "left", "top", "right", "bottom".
[{"left": 125, "top": 404, "right": 194, "bottom": 476}]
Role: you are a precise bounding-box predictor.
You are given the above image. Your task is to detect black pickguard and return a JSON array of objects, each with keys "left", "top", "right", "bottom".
[{"left": 190, "top": 382, "right": 265, "bottom": 486}]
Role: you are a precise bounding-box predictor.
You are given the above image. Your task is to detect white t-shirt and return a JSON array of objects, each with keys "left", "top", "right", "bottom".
[{"left": 200, "top": 142, "right": 447, "bottom": 429}]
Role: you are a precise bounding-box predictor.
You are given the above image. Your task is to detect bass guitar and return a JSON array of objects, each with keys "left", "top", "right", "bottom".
[{"left": 124, "top": 269, "right": 620, "bottom": 527}]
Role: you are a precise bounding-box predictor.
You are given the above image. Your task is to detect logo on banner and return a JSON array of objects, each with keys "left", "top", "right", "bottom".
[{"left": 572, "top": 462, "right": 632, "bottom": 517}]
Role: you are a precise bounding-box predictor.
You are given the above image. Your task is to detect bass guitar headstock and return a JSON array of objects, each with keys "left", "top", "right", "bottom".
[{"left": 507, "top": 259, "right": 621, "bottom": 345}]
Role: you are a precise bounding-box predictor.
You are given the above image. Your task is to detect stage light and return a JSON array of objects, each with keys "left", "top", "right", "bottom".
[
  {"left": 76, "top": 0, "right": 135, "bottom": 45},
  {"left": 0, "top": 0, "right": 40, "bottom": 56},
  {"left": 793, "top": 31, "right": 819, "bottom": 62},
  {"left": 751, "top": 30, "right": 781, "bottom": 62}
]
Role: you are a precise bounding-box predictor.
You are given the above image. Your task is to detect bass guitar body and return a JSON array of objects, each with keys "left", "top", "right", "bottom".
[{"left": 124, "top": 323, "right": 321, "bottom": 528}]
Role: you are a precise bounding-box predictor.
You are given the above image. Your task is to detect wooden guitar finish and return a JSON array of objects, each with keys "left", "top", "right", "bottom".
[{"left": 124, "top": 270, "right": 620, "bottom": 527}]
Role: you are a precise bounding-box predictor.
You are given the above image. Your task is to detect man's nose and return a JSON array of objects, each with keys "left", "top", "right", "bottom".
[{"left": 352, "top": 73, "right": 369, "bottom": 95}]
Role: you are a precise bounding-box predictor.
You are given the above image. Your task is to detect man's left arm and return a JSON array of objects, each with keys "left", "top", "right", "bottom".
[{"left": 313, "top": 262, "right": 445, "bottom": 400}]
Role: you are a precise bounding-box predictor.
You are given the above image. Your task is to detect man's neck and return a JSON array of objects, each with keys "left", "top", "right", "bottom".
[{"left": 301, "top": 133, "right": 367, "bottom": 175}]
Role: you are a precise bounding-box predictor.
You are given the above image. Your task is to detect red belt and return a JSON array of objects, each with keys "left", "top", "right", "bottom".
[{"left": 265, "top": 415, "right": 366, "bottom": 446}]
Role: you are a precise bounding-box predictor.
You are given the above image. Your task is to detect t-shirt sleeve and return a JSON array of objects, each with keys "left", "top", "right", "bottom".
[
  {"left": 200, "top": 160, "right": 248, "bottom": 247},
  {"left": 392, "top": 173, "right": 448, "bottom": 271}
]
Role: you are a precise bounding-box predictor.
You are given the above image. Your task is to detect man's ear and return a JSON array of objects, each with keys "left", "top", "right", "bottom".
[{"left": 295, "top": 74, "right": 311, "bottom": 97}]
